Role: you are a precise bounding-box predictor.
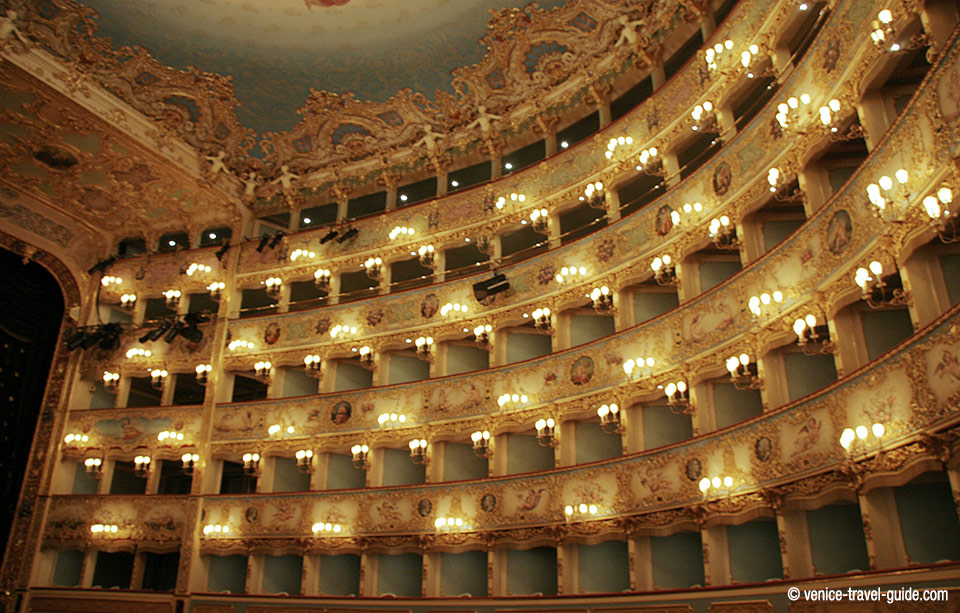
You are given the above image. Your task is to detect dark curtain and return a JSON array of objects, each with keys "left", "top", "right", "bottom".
[{"left": 0, "top": 247, "right": 64, "bottom": 561}]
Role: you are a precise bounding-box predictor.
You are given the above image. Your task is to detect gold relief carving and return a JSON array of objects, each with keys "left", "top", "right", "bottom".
[{"left": 593, "top": 608, "right": 693, "bottom": 613}]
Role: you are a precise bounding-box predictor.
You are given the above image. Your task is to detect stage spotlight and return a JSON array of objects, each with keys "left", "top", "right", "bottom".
[
  {"left": 473, "top": 273, "right": 509, "bottom": 302},
  {"left": 140, "top": 320, "right": 172, "bottom": 343},
  {"left": 215, "top": 242, "right": 230, "bottom": 261},
  {"left": 180, "top": 325, "right": 203, "bottom": 343},
  {"left": 319, "top": 229, "right": 339, "bottom": 244},
  {"left": 256, "top": 234, "right": 270, "bottom": 252},
  {"left": 81, "top": 328, "right": 105, "bottom": 350},
  {"left": 336, "top": 227, "right": 358, "bottom": 243},
  {"left": 65, "top": 330, "right": 87, "bottom": 351},
  {"left": 98, "top": 323, "right": 123, "bottom": 350},
  {"left": 87, "top": 256, "right": 116, "bottom": 274},
  {"left": 164, "top": 320, "right": 185, "bottom": 343},
  {"left": 269, "top": 231, "right": 285, "bottom": 249}
]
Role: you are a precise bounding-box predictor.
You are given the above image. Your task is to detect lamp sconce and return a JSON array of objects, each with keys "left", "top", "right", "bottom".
[
  {"left": 529, "top": 208, "right": 549, "bottom": 233},
  {"left": 356, "top": 346, "right": 374, "bottom": 369},
  {"left": 351, "top": 444, "right": 369, "bottom": 469},
  {"left": 597, "top": 403, "right": 623, "bottom": 435},
  {"left": 702, "top": 39, "right": 734, "bottom": 74},
  {"left": 650, "top": 255, "right": 677, "bottom": 286},
  {"left": 418, "top": 244, "right": 435, "bottom": 268},
  {"left": 363, "top": 257, "right": 383, "bottom": 281},
  {"left": 207, "top": 281, "right": 225, "bottom": 301},
  {"left": 440, "top": 302, "right": 469, "bottom": 317},
  {"left": 312, "top": 522, "right": 342, "bottom": 535},
  {"left": 313, "top": 268, "right": 332, "bottom": 291},
  {"left": 604, "top": 136, "right": 633, "bottom": 160},
  {"left": 922, "top": 185, "right": 957, "bottom": 244},
  {"left": 409, "top": 438, "right": 429, "bottom": 465},
  {"left": 726, "top": 354, "right": 763, "bottom": 391},
  {"left": 415, "top": 336, "right": 434, "bottom": 360},
  {"left": 150, "top": 368, "right": 168, "bottom": 390},
  {"left": 698, "top": 475, "right": 735, "bottom": 497},
  {"left": 64, "top": 433, "right": 89, "bottom": 448},
  {"left": 854, "top": 261, "right": 908, "bottom": 309},
  {"left": 564, "top": 502, "right": 599, "bottom": 521},
  {"left": 101, "top": 275, "right": 123, "bottom": 288},
  {"left": 84, "top": 456, "right": 103, "bottom": 477},
  {"left": 670, "top": 202, "right": 704, "bottom": 229},
  {"left": 268, "top": 424, "right": 294, "bottom": 438},
  {"left": 774, "top": 94, "right": 813, "bottom": 134},
  {"left": 709, "top": 216, "right": 739, "bottom": 250},
  {"left": 471, "top": 430, "right": 492, "bottom": 457},
  {"left": 186, "top": 263, "right": 211, "bottom": 277},
  {"left": 195, "top": 363, "right": 212, "bottom": 385},
  {"left": 690, "top": 101, "right": 716, "bottom": 131},
  {"left": 378, "top": 412, "right": 407, "bottom": 427},
  {"left": 181, "top": 452, "right": 199, "bottom": 475},
  {"left": 389, "top": 226, "right": 416, "bottom": 240},
  {"left": 840, "top": 423, "right": 885, "bottom": 454},
  {"left": 126, "top": 347, "right": 152, "bottom": 359},
  {"left": 303, "top": 354, "right": 322, "bottom": 378},
  {"left": 163, "top": 289, "right": 182, "bottom": 309},
  {"left": 767, "top": 167, "right": 804, "bottom": 203},
  {"left": 289, "top": 248, "right": 316, "bottom": 262},
  {"left": 102, "top": 370, "right": 120, "bottom": 393},
  {"left": 329, "top": 324, "right": 357, "bottom": 340},
  {"left": 635, "top": 147, "right": 664, "bottom": 176},
  {"left": 203, "top": 524, "right": 230, "bottom": 536},
  {"left": 794, "top": 314, "right": 836, "bottom": 355},
  {"left": 535, "top": 417, "right": 557, "bottom": 447},
  {"left": 264, "top": 276, "right": 282, "bottom": 299},
  {"left": 590, "top": 286, "right": 614, "bottom": 312},
  {"left": 869, "top": 9, "right": 926, "bottom": 53},
  {"left": 497, "top": 393, "right": 528, "bottom": 408},
  {"left": 241, "top": 452, "right": 260, "bottom": 476},
  {"left": 157, "top": 430, "right": 184, "bottom": 445},
  {"left": 120, "top": 293, "right": 137, "bottom": 311},
  {"left": 296, "top": 449, "right": 314, "bottom": 474},
  {"left": 91, "top": 524, "right": 119, "bottom": 534},
  {"left": 582, "top": 181, "right": 605, "bottom": 208},
  {"left": 435, "top": 516, "right": 465, "bottom": 530},
  {"left": 532, "top": 307, "right": 552, "bottom": 332},
  {"left": 254, "top": 360, "right": 272, "bottom": 382},
  {"left": 495, "top": 192, "right": 527, "bottom": 209},
  {"left": 623, "top": 356, "right": 655, "bottom": 378},
  {"left": 748, "top": 290, "right": 784, "bottom": 319},
  {"left": 555, "top": 266, "right": 587, "bottom": 285},
  {"left": 866, "top": 170, "right": 910, "bottom": 221},
  {"left": 134, "top": 454, "right": 152, "bottom": 477},
  {"left": 664, "top": 381, "right": 692, "bottom": 414},
  {"left": 474, "top": 324, "right": 492, "bottom": 348}
]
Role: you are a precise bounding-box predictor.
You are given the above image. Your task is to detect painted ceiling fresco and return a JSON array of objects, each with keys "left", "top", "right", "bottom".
[{"left": 77, "top": 0, "right": 566, "bottom": 133}]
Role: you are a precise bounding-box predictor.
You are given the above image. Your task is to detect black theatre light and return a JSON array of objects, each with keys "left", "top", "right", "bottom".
[
  {"left": 164, "top": 320, "right": 185, "bottom": 343},
  {"left": 337, "top": 227, "right": 358, "bottom": 243},
  {"left": 256, "top": 234, "right": 270, "bottom": 253},
  {"left": 215, "top": 242, "right": 230, "bottom": 261},
  {"left": 139, "top": 319, "right": 172, "bottom": 343},
  {"left": 473, "top": 273, "right": 509, "bottom": 302},
  {"left": 81, "top": 327, "right": 105, "bottom": 350},
  {"left": 98, "top": 323, "right": 123, "bottom": 350},
  {"left": 268, "top": 231, "right": 285, "bottom": 249},
  {"left": 65, "top": 330, "right": 87, "bottom": 351},
  {"left": 319, "top": 229, "right": 339, "bottom": 244}
]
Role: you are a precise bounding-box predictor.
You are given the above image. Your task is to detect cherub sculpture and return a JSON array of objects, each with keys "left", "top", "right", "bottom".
[
  {"left": 0, "top": 10, "right": 29, "bottom": 50},
  {"left": 615, "top": 15, "right": 645, "bottom": 48},
  {"left": 204, "top": 150, "right": 227, "bottom": 177},
  {"left": 414, "top": 123, "right": 445, "bottom": 157},
  {"left": 271, "top": 164, "right": 299, "bottom": 192},
  {"left": 467, "top": 105, "right": 503, "bottom": 140},
  {"left": 241, "top": 171, "right": 260, "bottom": 202}
]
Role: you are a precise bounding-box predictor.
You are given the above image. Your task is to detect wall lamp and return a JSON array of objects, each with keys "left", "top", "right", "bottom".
[
  {"left": 535, "top": 418, "right": 557, "bottom": 447},
  {"left": 409, "top": 439, "right": 429, "bottom": 465},
  {"left": 296, "top": 449, "right": 314, "bottom": 474},
  {"left": 313, "top": 268, "right": 332, "bottom": 291},
  {"left": 242, "top": 452, "right": 260, "bottom": 476},
  {"left": 854, "top": 261, "right": 908, "bottom": 309},
  {"left": 195, "top": 363, "right": 212, "bottom": 385},
  {"left": 181, "top": 452, "right": 199, "bottom": 475},
  {"left": 651, "top": 255, "right": 677, "bottom": 286},
  {"left": 351, "top": 444, "right": 369, "bottom": 469},
  {"left": 207, "top": 281, "right": 225, "bottom": 301},
  {"left": 102, "top": 371, "right": 120, "bottom": 393},
  {"left": 163, "top": 289, "right": 181, "bottom": 309},
  {"left": 726, "top": 354, "right": 762, "bottom": 390},
  {"left": 664, "top": 381, "right": 691, "bottom": 414},
  {"left": 793, "top": 313, "right": 835, "bottom": 355},
  {"left": 471, "top": 430, "right": 492, "bottom": 457},
  {"left": 474, "top": 324, "right": 492, "bottom": 348},
  {"left": 590, "top": 286, "right": 614, "bottom": 312},
  {"left": 597, "top": 403, "right": 623, "bottom": 434}
]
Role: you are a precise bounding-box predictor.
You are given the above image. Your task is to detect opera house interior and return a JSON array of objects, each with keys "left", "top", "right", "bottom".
[{"left": 2, "top": 0, "right": 960, "bottom": 611}]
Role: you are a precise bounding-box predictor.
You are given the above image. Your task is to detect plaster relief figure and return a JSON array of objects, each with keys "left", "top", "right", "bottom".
[
  {"left": 615, "top": 15, "right": 645, "bottom": 48},
  {"left": 467, "top": 105, "right": 503, "bottom": 140},
  {"left": 0, "top": 10, "right": 29, "bottom": 51},
  {"left": 271, "top": 164, "right": 299, "bottom": 192},
  {"left": 414, "top": 123, "right": 445, "bottom": 157},
  {"left": 241, "top": 171, "right": 260, "bottom": 202},
  {"left": 204, "top": 150, "right": 227, "bottom": 177}
]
